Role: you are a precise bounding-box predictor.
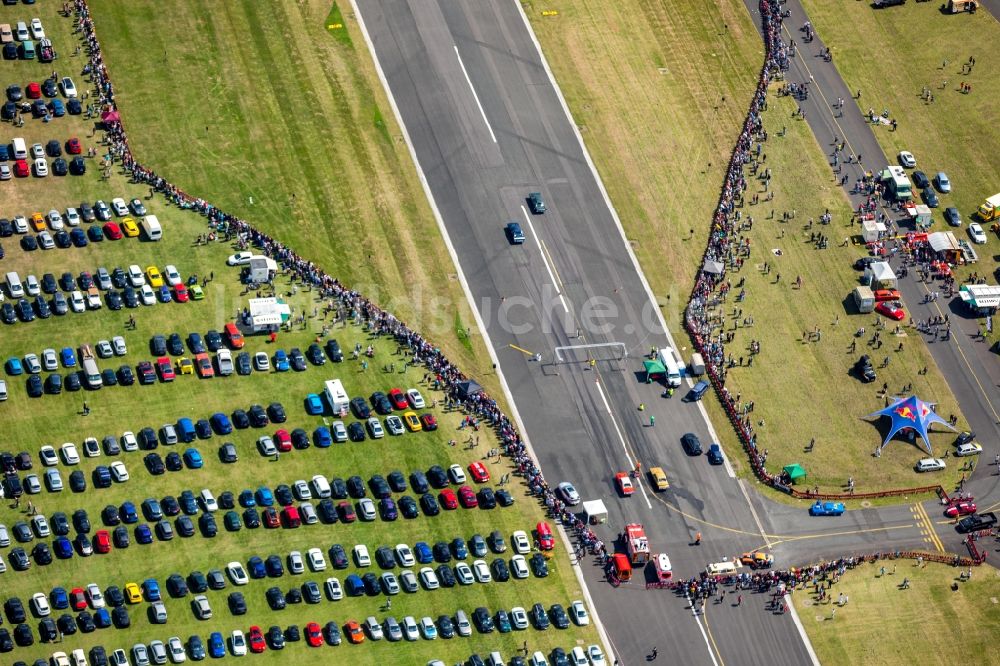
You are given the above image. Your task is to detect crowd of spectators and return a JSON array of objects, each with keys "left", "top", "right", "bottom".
[{"left": 685, "top": 0, "right": 790, "bottom": 490}]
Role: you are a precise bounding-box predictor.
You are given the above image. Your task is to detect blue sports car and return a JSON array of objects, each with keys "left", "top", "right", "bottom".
[{"left": 809, "top": 501, "right": 845, "bottom": 516}]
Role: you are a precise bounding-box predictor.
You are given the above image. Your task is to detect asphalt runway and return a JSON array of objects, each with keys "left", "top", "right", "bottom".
[{"left": 351, "top": 0, "right": 988, "bottom": 663}]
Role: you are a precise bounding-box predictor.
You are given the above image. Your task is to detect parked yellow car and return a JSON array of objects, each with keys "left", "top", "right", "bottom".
[
  {"left": 146, "top": 266, "right": 164, "bottom": 288},
  {"left": 177, "top": 357, "right": 194, "bottom": 375},
  {"left": 403, "top": 411, "right": 422, "bottom": 432},
  {"left": 123, "top": 582, "right": 142, "bottom": 604},
  {"left": 122, "top": 218, "right": 140, "bottom": 237}
]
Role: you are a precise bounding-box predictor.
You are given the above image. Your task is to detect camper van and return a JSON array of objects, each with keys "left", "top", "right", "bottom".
[
  {"left": 79, "top": 344, "right": 102, "bottom": 389},
  {"left": 324, "top": 379, "right": 349, "bottom": 416},
  {"left": 141, "top": 215, "right": 162, "bottom": 241},
  {"left": 657, "top": 347, "right": 682, "bottom": 387}
]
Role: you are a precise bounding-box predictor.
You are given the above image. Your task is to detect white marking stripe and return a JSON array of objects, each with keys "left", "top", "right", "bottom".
[{"left": 454, "top": 44, "right": 497, "bottom": 143}]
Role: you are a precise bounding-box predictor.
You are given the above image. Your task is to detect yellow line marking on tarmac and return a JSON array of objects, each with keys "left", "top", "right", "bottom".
[
  {"left": 539, "top": 239, "right": 565, "bottom": 291},
  {"left": 508, "top": 344, "right": 533, "bottom": 356},
  {"left": 759, "top": 523, "right": 918, "bottom": 548},
  {"left": 913, "top": 502, "right": 945, "bottom": 552},
  {"left": 701, "top": 604, "right": 726, "bottom": 666}
]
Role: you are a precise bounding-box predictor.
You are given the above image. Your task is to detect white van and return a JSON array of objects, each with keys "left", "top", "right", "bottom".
[
  {"left": 79, "top": 344, "right": 102, "bottom": 389},
  {"left": 141, "top": 214, "right": 162, "bottom": 241},
  {"left": 15, "top": 21, "right": 28, "bottom": 42},
  {"left": 488, "top": 652, "right": 506, "bottom": 666},
  {"left": 6, "top": 272, "right": 23, "bottom": 298},
  {"left": 658, "top": 347, "right": 682, "bottom": 387},
  {"left": 11, "top": 137, "right": 27, "bottom": 160}
]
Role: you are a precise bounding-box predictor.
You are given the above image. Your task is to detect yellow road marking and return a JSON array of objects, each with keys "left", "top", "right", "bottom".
[
  {"left": 539, "top": 239, "right": 565, "bottom": 290},
  {"left": 913, "top": 502, "right": 945, "bottom": 552},
  {"left": 508, "top": 344, "right": 534, "bottom": 356},
  {"left": 700, "top": 603, "right": 726, "bottom": 666}
]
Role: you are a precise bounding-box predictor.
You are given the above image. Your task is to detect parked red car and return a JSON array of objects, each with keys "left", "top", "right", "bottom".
[
  {"left": 875, "top": 301, "right": 905, "bottom": 321},
  {"left": 274, "top": 429, "right": 292, "bottom": 452},
  {"left": 26, "top": 82, "right": 41, "bottom": 99},
  {"left": 66, "top": 138, "right": 82, "bottom": 154},
  {"left": 944, "top": 501, "right": 976, "bottom": 518},
  {"left": 337, "top": 501, "right": 356, "bottom": 523},
  {"left": 70, "top": 587, "right": 87, "bottom": 611},
  {"left": 14, "top": 159, "right": 29, "bottom": 177},
  {"left": 94, "top": 530, "right": 111, "bottom": 554},
  {"left": 262, "top": 507, "right": 280, "bottom": 529},
  {"left": 281, "top": 505, "right": 301, "bottom": 528},
  {"left": 468, "top": 461, "right": 490, "bottom": 483},
  {"left": 458, "top": 485, "right": 478, "bottom": 508},
  {"left": 420, "top": 414, "right": 438, "bottom": 431},
  {"left": 388, "top": 388, "right": 408, "bottom": 410},
  {"left": 173, "top": 284, "right": 189, "bottom": 303},
  {"left": 156, "top": 357, "right": 175, "bottom": 382},
  {"left": 103, "top": 222, "right": 122, "bottom": 240},
  {"left": 439, "top": 488, "right": 458, "bottom": 510},
  {"left": 305, "top": 622, "right": 323, "bottom": 647},
  {"left": 248, "top": 626, "right": 266, "bottom": 653},
  {"left": 535, "top": 521, "right": 555, "bottom": 551},
  {"left": 873, "top": 289, "right": 901, "bottom": 302}
]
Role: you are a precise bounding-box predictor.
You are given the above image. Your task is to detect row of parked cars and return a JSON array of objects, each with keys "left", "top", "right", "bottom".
[{"left": 1, "top": 197, "right": 147, "bottom": 238}]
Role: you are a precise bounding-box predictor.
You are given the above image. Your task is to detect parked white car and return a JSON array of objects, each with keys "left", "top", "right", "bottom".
[{"left": 969, "top": 222, "right": 987, "bottom": 244}]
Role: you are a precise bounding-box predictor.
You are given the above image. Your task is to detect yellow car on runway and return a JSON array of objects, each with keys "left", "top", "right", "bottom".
[{"left": 648, "top": 466, "right": 669, "bottom": 490}]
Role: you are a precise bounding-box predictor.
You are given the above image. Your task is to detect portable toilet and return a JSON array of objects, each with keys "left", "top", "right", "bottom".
[{"left": 689, "top": 352, "right": 705, "bottom": 376}]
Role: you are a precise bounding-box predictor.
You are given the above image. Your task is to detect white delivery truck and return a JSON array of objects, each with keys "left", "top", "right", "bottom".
[
  {"left": 324, "top": 379, "right": 349, "bottom": 416},
  {"left": 657, "top": 347, "right": 682, "bottom": 387},
  {"left": 141, "top": 215, "right": 162, "bottom": 241}
]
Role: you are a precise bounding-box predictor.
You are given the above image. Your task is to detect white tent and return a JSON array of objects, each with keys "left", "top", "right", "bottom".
[
  {"left": 582, "top": 499, "right": 608, "bottom": 525},
  {"left": 861, "top": 218, "right": 887, "bottom": 242},
  {"left": 865, "top": 261, "right": 897, "bottom": 289},
  {"left": 247, "top": 297, "right": 291, "bottom": 333},
  {"left": 928, "top": 231, "right": 959, "bottom": 254}
]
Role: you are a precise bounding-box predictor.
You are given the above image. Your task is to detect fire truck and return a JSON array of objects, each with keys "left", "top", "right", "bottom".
[{"left": 625, "top": 523, "right": 650, "bottom": 565}]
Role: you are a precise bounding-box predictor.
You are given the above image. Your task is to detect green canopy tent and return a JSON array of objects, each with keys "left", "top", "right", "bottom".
[
  {"left": 783, "top": 463, "right": 807, "bottom": 484},
  {"left": 643, "top": 359, "right": 666, "bottom": 383}
]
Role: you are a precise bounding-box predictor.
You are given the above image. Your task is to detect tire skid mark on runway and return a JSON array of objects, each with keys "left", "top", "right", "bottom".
[{"left": 592, "top": 374, "right": 653, "bottom": 509}]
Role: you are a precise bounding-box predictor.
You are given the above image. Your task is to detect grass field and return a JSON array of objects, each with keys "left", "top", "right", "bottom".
[
  {"left": 791, "top": 560, "right": 1000, "bottom": 666},
  {"left": 800, "top": 0, "right": 1000, "bottom": 296},
  {"left": 526, "top": 0, "right": 968, "bottom": 491},
  {"left": 0, "top": 3, "right": 599, "bottom": 664},
  {"left": 90, "top": 0, "right": 499, "bottom": 392}
]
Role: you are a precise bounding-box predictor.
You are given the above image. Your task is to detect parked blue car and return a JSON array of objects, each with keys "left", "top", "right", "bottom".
[
  {"left": 305, "top": 393, "right": 324, "bottom": 415},
  {"left": 210, "top": 412, "right": 233, "bottom": 435},
  {"left": 183, "top": 448, "right": 203, "bottom": 469}
]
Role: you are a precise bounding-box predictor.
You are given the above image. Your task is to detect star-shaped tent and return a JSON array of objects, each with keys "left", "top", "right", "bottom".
[{"left": 865, "top": 395, "right": 956, "bottom": 454}]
